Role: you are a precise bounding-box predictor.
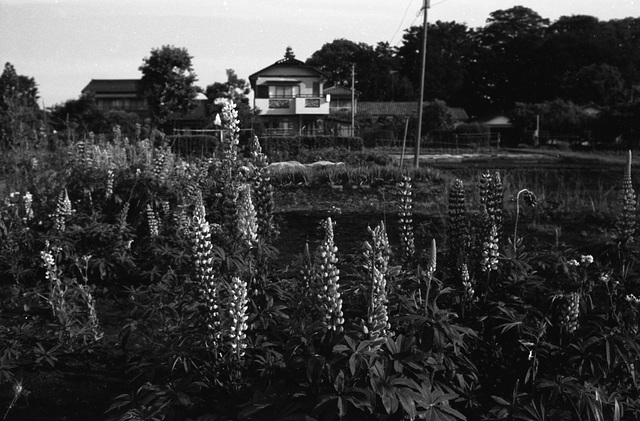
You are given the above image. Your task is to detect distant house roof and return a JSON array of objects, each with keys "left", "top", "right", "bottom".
[
  {"left": 324, "top": 85, "right": 356, "bottom": 97},
  {"left": 478, "top": 114, "right": 513, "bottom": 127},
  {"left": 248, "top": 54, "right": 330, "bottom": 91},
  {"left": 358, "top": 102, "right": 418, "bottom": 117},
  {"left": 82, "top": 79, "right": 140, "bottom": 94},
  {"left": 357, "top": 102, "right": 469, "bottom": 122},
  {"left": 448, "top": 107, "right": 469, "bottom": 121}
]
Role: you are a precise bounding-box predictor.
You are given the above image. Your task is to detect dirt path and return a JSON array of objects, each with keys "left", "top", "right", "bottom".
[{"left": 393, "top": 149, "right": 634, "bottom": 169}]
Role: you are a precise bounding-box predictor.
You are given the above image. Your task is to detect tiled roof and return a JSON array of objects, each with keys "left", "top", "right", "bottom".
[
  {"left": 449, "top": 107, "right": 469, "bottom": 121},
  {"left": 82, "top": 79, "right": 140, "bottom": 94},
  {"left": 324, "top": 85, "right": 354, "bottom": 97},
  {"left": 358, "top": 102, "right": 418, "bottom": 116},
  {"left": 358, "top": 102, "right": 468, "bottom": 121}
]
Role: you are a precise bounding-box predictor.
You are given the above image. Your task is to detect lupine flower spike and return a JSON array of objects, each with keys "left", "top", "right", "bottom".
[
  {"left": 448, "top": 179, "right": 469, "bottom": 265},
  {"left": 227, "top": 276, "right": 249, "bottom": 362},
  {"left": 616, "top": 150, "right": 636, "bottom": 243},
  {"left": 397, "top": 175, "right": 415, "bottom": 263},
  {"left": 555, "top": 292, "right": 580, "bottom": 334},
  {"left": 315, "top": 218, "right": 344, "bottom": 332},
  {"left": 363, "top": 222, "right": 391, "bottom": 346},
  {"left": 481, "top": 223, "right": 499, "bottom": 273},
  {"left": 480, "top": 171, "right": 504, "bottom": 236},
  {"left": 461, "top": 263, "right": 474, "bottom": 302},
  {"left": 191, "top": 191, "right": 222, "bottom": 355},
  {"left": 54, "top": 189, "right": 73, "bottom": 232},
  {"left": 22, "top": 192, "right": 33, "bottom": 222},
  {"left": 105, "top": 170, "right": 114, "bottom": 200},
  {"left": 146, "top": 204, "right": 159, "bottom": 237},
  {"left": 236, "top": 183, "right": 258, "bottom": 246}
]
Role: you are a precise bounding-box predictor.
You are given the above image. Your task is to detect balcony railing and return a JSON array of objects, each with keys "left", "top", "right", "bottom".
[
  {"left": 263, "top": 128, "right": 322, "bottom": 137},
  {"left": 260, "top": 93, "right": 322, "bottom": 99}
]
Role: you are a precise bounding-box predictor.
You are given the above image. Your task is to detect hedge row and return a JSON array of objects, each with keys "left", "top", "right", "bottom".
[{"left": 259, "top": 135, "right": 364, "bottom": 161}]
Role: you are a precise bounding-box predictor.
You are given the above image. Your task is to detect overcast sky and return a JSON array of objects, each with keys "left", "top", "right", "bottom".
[{"left": 1, "top": 0, "right": 638, "bottom": 107}]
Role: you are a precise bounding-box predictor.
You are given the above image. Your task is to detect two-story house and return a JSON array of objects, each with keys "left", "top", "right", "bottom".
[
  {"left": 249, "top": 48, "right": 330, "bottom": 136},
  {"left": 81, "top": 79, "right": 149, "bottom": 118}
]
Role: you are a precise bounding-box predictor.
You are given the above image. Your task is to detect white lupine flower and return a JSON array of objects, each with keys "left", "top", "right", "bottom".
[
  {"left": 228, "top": 276, "right": 249, "bottom": 360},
  {"left": 580, "top": 255, "right": 594, "bottom": 265}
]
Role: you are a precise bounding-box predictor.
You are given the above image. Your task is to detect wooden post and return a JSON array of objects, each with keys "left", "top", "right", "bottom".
[{"left": 400, "top": 117, "right": 409, "bottom": 171}]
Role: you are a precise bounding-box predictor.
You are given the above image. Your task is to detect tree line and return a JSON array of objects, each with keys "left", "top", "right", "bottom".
[{"left": 1, "top": 6, "right": 639, "bottom": 147}]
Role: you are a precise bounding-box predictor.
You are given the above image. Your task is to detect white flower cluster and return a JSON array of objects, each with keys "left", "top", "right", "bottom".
[
  {"left": 580, "top": 255, "right": 594, "bottom": 265},
  {"left": 190, "top": 192, "right": 221, "bottom": 349},
  {"left": 54, "top": 189, "right": 74, "bottom": 232},
  {"left": 568, "top": 255, "right": 594, "bottom": 267},
  {"left": 236, "top": 184, "right": 258, "bottom": 246},
  {"left": 316, "top": 218, "right": 344, "bottom": 332},
  {"left": 228, "top": 276, "right": 249, "bottom": 360},
  {"left": 481, "top": 224, "right": 499, "bottom": 272},
  {"left": 364, "top": 222, "right": 391, "bottom": 343},
  {"left": 105, "top": 170, "right": 114, "bottom": 200},
  {"left": 146, "top": 204, "right": 159, "bottom": 237},
  {"left": 626, "top": 294, "right": 640, "bottom": 305},
  {"left": 397, "top": 176, "right": 415, "bottom": 261}
]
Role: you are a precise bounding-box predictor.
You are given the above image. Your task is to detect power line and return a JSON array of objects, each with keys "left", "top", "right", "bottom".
[
  {"left": 391, "top": 0, "right": 453, "bottom": 47},
  {"left": 389, "top": 0, "right": 417, "bottom": 46}
]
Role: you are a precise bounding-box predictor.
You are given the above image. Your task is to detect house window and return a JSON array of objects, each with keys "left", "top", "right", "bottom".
[
  {"left": 269, "top": 85, "right": 299, "bottom": 98},
  {"left": 313, "top": 82, "right": 320, "bottom": 96}
]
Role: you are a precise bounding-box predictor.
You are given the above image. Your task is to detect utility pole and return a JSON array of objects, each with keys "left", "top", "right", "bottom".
[
  {"left": 351, "top": 64, "right": 355, "bottom": 137},
  {"left": 413, "top": 0, "right": 429, "bottom": 169}
]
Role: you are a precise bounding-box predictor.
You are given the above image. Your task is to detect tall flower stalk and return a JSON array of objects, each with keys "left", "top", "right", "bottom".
[
  {"left": 513, "top": 188, "right": 537, "bottom": 247},
  {"left": 227, "top": 276, "right": 249, "bottom": 363},
  {"left": 448, "top": 179, "right": 469, "bottom": 265},
  {"left": 481, "top": 223, "right": 499, "bottom": 273},
  {"left": 480, "top": 171, "right": 504, "bottom": 236},
  {"left": 397, "top": 175, "right": 415, "bottom": 263},
  {"left": 616, "top": 150, "right": 636, "bottom": 243},
  {"left": 314, "top": 218, "right": 344, "bottom": 332},
  {"left": 236, "top": 183, "right": 258, "bottom": 247},
  {"left": 363, "top": 222, "right": 391, "bottom": 345},
  {"left": 146, "top": 204, "right": 160, "bottom": 237},
  {"left": 53, "top": 189, "right": 73, "bottom": 232},
  {"left": 191, "top": 191, "right": 221, "bottom": 355}
]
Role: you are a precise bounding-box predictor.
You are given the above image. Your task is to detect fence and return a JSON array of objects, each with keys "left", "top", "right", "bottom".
[{"left": 373, "top": 132, "right": 501, "bottom": 152}]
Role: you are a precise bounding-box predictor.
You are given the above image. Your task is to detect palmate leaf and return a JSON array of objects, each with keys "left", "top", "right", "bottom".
[{"left": 414, "top": 383, "right": 466, "bottom": 421}]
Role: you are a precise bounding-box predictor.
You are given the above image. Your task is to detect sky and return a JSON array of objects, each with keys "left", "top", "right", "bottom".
[{"left": 1, "top": 0, "right": 638, "bottom": 107}]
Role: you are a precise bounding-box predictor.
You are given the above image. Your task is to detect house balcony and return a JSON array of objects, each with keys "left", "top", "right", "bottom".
[{"left": 255, "top": 95, "right": 330, "bottom": 116}]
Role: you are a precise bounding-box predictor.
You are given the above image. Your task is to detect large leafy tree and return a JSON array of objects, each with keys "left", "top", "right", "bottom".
[
  {"left": 510, "top": 99, "right": 594, "bottom": 139},
  {"left": 138, "top": 45, "right": 199, "bottom": 123},
  {"left": 205, "top": 69, "right": 255, "bottom": 132},
  {"left": 396, "top": 21, "right": 476, "bottom": 106},
  {"left": 473, "top": 6, "right": 550, "bottom": 111},
  {"left": 562, "top": 63, "right": 626, "bottom": 106},
  {"left": 0, "top": 62, "right": 40, "bottom": 147},
  {"left": 306, "top": 39, "right": 404, "bottom": 101}
]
